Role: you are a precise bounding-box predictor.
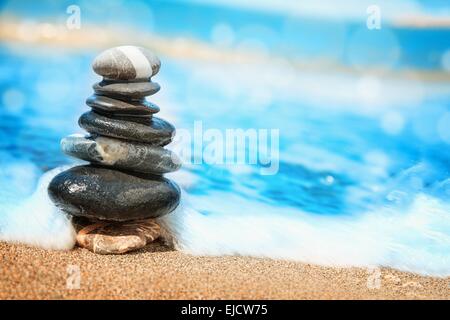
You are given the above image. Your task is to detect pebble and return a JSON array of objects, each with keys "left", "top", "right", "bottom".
[
  {"left": 74, "top": 218, "right": 161, "bottom": 254},
  {"left": 92, "top": 45, "right": 160, "bottom": 80},
  {"left": 48, "top": 165, "right": 181, "bottom": 221},
  {"left": 86, "top": 94, "right": 159, "bottom": 117},
  {"left": 78, "top": 111, "right": 175, "bottom": 146},
  {"left": 93, "top": 80, "right": 160, "bottom": 99},
  {"left": 61, "top": 134, "right": 181, "bottom": 174}
]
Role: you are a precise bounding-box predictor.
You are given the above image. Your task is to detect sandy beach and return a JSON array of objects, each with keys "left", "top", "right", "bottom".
[{"left": 1, "top": 241, "right": 448, "bottom": 300}]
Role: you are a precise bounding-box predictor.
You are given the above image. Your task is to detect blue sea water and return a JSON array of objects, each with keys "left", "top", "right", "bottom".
[{"left": 0, "top": 0, "right": 450, "bottom": 275}]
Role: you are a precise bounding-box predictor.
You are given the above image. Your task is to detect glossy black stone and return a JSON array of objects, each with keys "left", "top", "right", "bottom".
[
  {"left": 78, "top": 111, "right": 175, "bottom": 146},
  {"left": 48, "top": 165, "right": 181, "bottom": 221},
  {"left": 86, "top": 94, "right": 159, "bottom": 117},
  {"left": 93, "top": 80, "right": 160, "bottom": 99}
]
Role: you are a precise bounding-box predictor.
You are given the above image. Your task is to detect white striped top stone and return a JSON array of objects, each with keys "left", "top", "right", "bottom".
[{"left": 92, "top": 46, "right": 161, "bottom": 80}]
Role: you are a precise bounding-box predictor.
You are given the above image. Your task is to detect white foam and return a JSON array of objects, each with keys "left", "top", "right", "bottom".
[
  {"left": 0, "top": 166, "right": 76, "bottom": 250},
  {"left": 2, "top": 167, "right": 449, "bottom": 276},
  {"left": 159, "top": 187, "right": 450, "bottom": 277}
]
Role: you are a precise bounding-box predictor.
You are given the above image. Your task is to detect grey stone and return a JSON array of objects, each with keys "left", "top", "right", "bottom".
[
  {"left": 78, "top": 111, "right": 175, "bottom": 146},
  {"left": 92, "top": 46, "right": 160, "bottom": 81},
  {"left": 93, "top": 80, "right": 160, "bottom": 99},
  {"left": 61, "top": 134, "right": 181, "bottom": 174},
  {"left": 48, "top": 165, "right": 181, "bottom": 221},
  {"left": 75, "top": 219, "right": 161, "bottom": 254},
  {"left": 86, "top": 94, "right": 159, "bottom": 117}
]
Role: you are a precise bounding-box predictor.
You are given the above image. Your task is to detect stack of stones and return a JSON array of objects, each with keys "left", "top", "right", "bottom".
[{"left": 48, "top": 46, "right": 181, "bottom": 254}]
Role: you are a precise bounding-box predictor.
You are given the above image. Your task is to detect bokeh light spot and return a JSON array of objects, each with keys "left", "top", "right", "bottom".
[
  {"left": 347, "top": 27, "right": 401, "bottom": 71},
  {"left": 357, "top": 75, "right": 382, "bottom": 111},
  {"left": 2, "top": 88, "right": 26, "bottom": 113},
  {"left": 211, "top": 23, "right": 235, "bottom": 47},
  {"left": 381, "top": 111, "right": 405, "bottom": 135}
]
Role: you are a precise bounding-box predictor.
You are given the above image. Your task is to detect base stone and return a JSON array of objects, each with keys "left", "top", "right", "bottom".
[{"left": 73, "top": 217, "right": 160, "bottom": 254}]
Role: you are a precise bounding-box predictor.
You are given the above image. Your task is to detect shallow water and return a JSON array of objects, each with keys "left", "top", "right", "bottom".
[{"left": 1, "top": 0, "right": 450, "bottom": 275}]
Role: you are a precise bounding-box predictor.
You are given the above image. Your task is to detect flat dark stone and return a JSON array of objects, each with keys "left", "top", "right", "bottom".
[
  {"left": 61, "top": 134, "right": 181, "bottom": 174},
  {"left": 86, "top": 94, "right": 159, "bottom": 117},
  {"left": 48, "top": 165, "right": 181, "bottom": 221},
  {"left": 90, "top": 113, "right": 154, "bottom": 125},
  {"left": 93, "top": 80, "right": 160, "bottom": 99},
  {"left": 78, "top": 111, "right": 175, "bottom": 146}
]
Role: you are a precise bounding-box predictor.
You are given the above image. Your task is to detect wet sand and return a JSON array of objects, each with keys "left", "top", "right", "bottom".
[{"left": 1, "top": 241, "right": 448, "bottom": 300}]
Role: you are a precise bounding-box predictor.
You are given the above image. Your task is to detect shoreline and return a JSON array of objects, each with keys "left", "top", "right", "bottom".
[{"left": 1, "top": 241, "right": 448, "bottom": 299}]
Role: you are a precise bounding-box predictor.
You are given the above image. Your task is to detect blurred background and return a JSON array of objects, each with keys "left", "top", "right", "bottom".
[{"left": 0, "top": 0, "right": 449, "bottom": 221}]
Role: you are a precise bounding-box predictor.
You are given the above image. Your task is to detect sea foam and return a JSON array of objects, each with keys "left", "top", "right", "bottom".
[
  {"left": 160, "top": 189, "right": 450, "bottom": 277},
  {"left": 1, "top": 165, "right": 448, "bottom": 276},
  {"left": 0, "top": 166, "right": 76, "bottom": 250}
]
